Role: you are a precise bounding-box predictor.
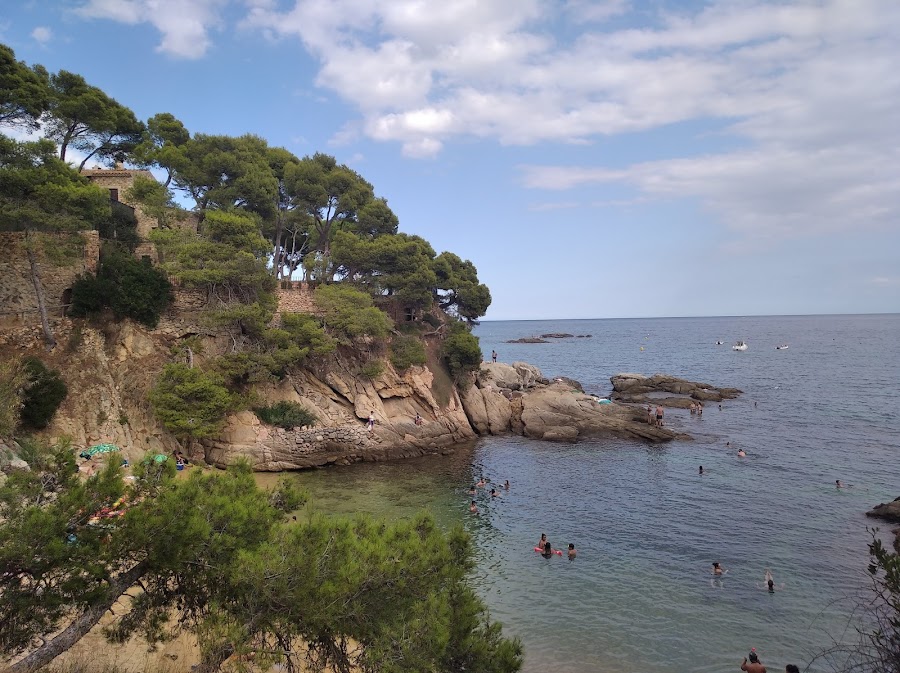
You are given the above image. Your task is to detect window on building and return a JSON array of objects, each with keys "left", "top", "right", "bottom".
[{"left": 109, "top": 188, "right": 119, "bottom": 202}]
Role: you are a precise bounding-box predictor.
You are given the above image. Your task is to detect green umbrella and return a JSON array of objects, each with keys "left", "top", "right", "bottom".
[{"left": 79, "top": 443, "right": 121, "bottom": 459}]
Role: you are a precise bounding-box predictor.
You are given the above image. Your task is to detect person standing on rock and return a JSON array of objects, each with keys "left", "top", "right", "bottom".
[
  {"left": 492, "top": 349, "right": 497, "bottom": 363},
  {"left": 647, "top": 405, "right": 654, "bottom": 425},
  {"left": 655, "top": 405, "right": 664, "bottom": 427},
  {"left": 367, "top": 412, "right": 375, "bottom": 431}
]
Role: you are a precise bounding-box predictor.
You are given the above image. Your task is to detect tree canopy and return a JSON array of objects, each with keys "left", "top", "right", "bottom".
[
  {"left": 0, "top": 44, "right": 49, "bottom": 131},
  {"left": 0, "top": 443, "right": 523, "bottom": 673}
]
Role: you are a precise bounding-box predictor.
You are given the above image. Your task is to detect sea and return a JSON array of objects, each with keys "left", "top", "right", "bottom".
[{"left": 274, "top": 314, "right": 900, "bottom": 673}]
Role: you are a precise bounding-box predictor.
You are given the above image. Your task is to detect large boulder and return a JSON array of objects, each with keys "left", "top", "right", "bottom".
[
  {"left": 866, "top": 497, "right": 900, "bottom": 523},
  {"left": 610, "top": 373, "right": 743, "bottom": 406}
]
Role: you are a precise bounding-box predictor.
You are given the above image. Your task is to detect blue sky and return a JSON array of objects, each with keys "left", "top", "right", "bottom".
[{"left": 3, "top": 0, "right": 899, "bottom": 320}]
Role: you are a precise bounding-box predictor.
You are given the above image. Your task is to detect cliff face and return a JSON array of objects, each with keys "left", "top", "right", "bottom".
[{"left": 3, "top": 315, "right": 685, "bottom": 472}]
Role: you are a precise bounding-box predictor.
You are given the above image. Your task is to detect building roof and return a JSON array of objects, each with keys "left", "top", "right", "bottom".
[{"left": 80, "top": 168, "right": 156, "bottom": 179}]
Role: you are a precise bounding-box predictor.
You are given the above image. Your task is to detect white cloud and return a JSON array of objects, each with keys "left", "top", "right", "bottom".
[
  {"left": 31, "top": 26, "right": 53, "bottom": 44},
  {"left": 75, "top": 0, "right": 227, "bottom": 58}
]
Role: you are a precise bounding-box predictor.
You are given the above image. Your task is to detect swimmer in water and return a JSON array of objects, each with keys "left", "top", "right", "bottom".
[
  {"left": 835, "top": 479, "right": 845, "bottom": 488},
  {"left": 476, "top": 478, "right": 486, "bottom": 488},
  {"left": 712, "top": 561, "right": 727, "bottom": 576},
  {"left": 758, "top": 569, "right": 784, "bottom": 593},
  {"left": 699, "top": 465, "right": 704, "bottom": 475},
  {"left": 504, "top": 479, "right": 510, "bottom": 490},
  {"left": 737, "top": 449, "right": 746, "bottom": 458},
  {"left": 490, "top": 488, "right": 500, "bottom": 497},
  {"left": 567, "top": 543, "right": 577, "bottom": 560},
  {"left": 469, "top": 500, "right": 478, "bottom": 513},
  {"left": 542, "top": 541, "right": 555, "bottom": 558},
  {"left": 537, "top": 533, "right": 548, "bottom": 550},
  {"left": 468, "top": 485, "right": 476, "bottom": 495}
]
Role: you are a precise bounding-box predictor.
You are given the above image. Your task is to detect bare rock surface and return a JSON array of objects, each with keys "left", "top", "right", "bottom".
[
  {"left": 866, "top": 497, "right": 900, "bottom": 523},
  {"left": 610, "top": 373, "right": 743, "bottom": 405}
]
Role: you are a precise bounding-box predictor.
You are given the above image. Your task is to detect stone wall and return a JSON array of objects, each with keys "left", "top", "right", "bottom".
[
  {"left": 81, "top": 169, "right": 158, "bottom": 241},
  {"left": 275, "top": 282, "right": 321, "bottom": 316},
  {"left": 0, "top": 231, "right": 100, "bottom": 328}
]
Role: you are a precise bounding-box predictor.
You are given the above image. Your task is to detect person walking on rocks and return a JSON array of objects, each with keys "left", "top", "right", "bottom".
[
  {"left": 367, "top": 411, "right": 375, "bottom": 431},
  {"left": 492, "top": 349, "right": 497, "bottom": 363}
]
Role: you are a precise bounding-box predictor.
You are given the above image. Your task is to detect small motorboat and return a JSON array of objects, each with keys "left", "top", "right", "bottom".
[
  {"left": 732, "top": 341, "right": 748, "bottom": 351},
  {"left": 776, "top": 344, "right": 789, "bottom": 350}
]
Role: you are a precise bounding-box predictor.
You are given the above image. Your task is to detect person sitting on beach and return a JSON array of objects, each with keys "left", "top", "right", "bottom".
[
  {"left": 741, "top": 649, "right": 767, "bottom": 673},
  {"left": 712, "top": 561, "right": 726, "bottom": 576},
  {"left": 567, "top": 543, "right": 577, "bottom": 560},
  {"left": 737, "top": 449, "right": 746, "bottom": 458},
  {"left": 469, "top": 500, "right": 478, "bottom": 513}
]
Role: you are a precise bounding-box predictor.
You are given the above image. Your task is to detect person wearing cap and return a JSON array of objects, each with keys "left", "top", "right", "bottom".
[{"left": 741, "top": 649, "right": 767, "bottom": 673}]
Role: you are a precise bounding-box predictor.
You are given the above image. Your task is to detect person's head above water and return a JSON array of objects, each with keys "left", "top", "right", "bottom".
[
  {"left": 767, "top": 579, "right": 775, "bottom": 591},
  {"left": 748, "top": 650, "right": 759, "bottom": 663}
]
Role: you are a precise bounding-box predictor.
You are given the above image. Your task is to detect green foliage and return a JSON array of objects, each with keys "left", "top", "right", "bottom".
[
  {"left": 0, "top": 357, "right": 29, "bottom": 436},
  {"left": 96, "top": 201, "right": 140, "bottom": 250},
  {"left": 315, "top": 283, "right": 393, "bottom": 343},
  {"left": 253, "top": 401, "right": 317, "bottom": 429},
  {"left": 148, "top": 364, "right": 235, "bottom": 440},
  {"left": 433, "top": 252, "right": 492, "bottom": 322},
  {"left": 43, "top": 69, "right": 144, "bottom": 169},
  {"left": 442, "top": 321, "right": 483, "bottom": 382},
  {"left": 390, "top": 335, "right": 427, "bottom": 371},
  {"left": 0, "top": 441, "right": 522, "bottom": 673},
  {"left": 153, "top": 210, "right": 274, "bottom": 304},
  {"left": 124, "top": 175, "right": 188, "bottom": 231},
  {"left": 130, "top": 112, "right": 190, "bottom": 188},
  {"left": 279, "top": 312, "right": 335, "bottom": 356},
  {"left": 19, "top": 357, "right": 67, "bottom": 430},
  {"left": 0, "top": 135, "right": 110, "bottom": 235},
  {"left": 69, "top": 245, "right": 173, "bottom": 327},
  {"left": 360, "top": 360, "right": 385, "bottom": 380},
  {"left": 0, "top": 44, "right": 49, "bottom": 131}
]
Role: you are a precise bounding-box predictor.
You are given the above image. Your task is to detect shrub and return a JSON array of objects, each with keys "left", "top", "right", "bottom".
[
  {"left": 19, "top": 357, "right": 68, "bottom": 430},
  {"left": 390, "top": 335, "right": 427, "bottom": 371},
  {"left": 315, "top": 284, "right": 393, "bottom": 342},
  {"left": 360, "top": 360, "right": 385, "bottom": 380},
  {"left": 0, "top": 357, "right": 29, "bottom": 436},
  {"left": 441, "top": 322, "right": 482, "bottom": 382},
  {"left": 70, "top": 246, "right": 173, "bottom": 327},
  {"left": 253, "top": 401, "right": 317, "bottom": 429},
  {"left": 148, "top": 364, "right": 235, "bottom": 440}
]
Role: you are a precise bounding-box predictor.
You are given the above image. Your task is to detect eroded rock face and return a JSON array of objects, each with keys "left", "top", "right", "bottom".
[
  {"left": 866, "top": 497, "right": 900, "bottom": 523},
  {"left": 460, "top": 364, "right": 682, "bottom": 444},
  {"left": 610, "top": 373, "right": 743, "bottom": 405}
]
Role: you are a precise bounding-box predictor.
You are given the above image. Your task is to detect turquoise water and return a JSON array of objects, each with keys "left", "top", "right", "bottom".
[{"left": 273, "top": 315, "right": 900, "bottom": 673}]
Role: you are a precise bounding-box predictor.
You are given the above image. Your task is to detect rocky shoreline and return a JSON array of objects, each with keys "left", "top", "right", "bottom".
[{"left": 610, "top": 372, "right": 743, "bottom": 407}]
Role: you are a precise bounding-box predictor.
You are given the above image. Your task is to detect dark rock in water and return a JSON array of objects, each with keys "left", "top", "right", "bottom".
[
  {"left": 541, "top": 333, "right": 575, "bottom": 338},
  {"left": 576, "top": 334, "right": 592, "bottom": 338},
  {"left": 506, "top": 337, "right": 549, "bottom": 343},
  {"left": 609, "top": 373, "right": 743, "bottom": 406},
  {"left": 866, "top": 497, "right": 900, "bottom": 523}
]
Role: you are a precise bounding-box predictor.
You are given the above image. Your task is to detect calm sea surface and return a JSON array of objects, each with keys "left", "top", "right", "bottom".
[{"left": 268, "top": 315, "right": 900, "bottom": 673}]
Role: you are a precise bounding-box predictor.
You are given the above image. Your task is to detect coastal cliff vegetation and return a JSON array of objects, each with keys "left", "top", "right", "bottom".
[{"left": 0, "top": 43, "right": 517, "bottom": 672}]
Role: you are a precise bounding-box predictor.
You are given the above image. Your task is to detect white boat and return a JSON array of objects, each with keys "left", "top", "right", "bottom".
[
  {"left": 732, "top": 341, "right": 748, "bottom": 351},
  {"left": 776, "top": 344, "right": 789, "bottom": 350}
]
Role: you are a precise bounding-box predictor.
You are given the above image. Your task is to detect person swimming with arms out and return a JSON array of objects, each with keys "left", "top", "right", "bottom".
[{"left": 758, "top": 569, "right": 784, "bottom": 592}]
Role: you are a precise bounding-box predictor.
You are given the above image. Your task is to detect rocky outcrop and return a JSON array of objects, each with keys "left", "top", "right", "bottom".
[
  {"left": 506, "top": 337, "right": 548, "bottom": 343},
  {"left": 610, "top": 373, "right": 743, "bottom": 405},
  {"left": 866, "top": 497, "right": 900, "bottom": 523},
  {"left": 460, "top": 363, "right": 682, "bottom": 444}
]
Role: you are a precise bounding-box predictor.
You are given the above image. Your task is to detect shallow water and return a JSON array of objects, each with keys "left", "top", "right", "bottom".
[{"left": 265, "top": 314, "right": 900, "bottom": 673}]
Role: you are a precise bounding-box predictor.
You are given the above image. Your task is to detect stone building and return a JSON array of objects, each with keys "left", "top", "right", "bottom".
[{"left": 80, "top": 166, "right": 163, "bottom": 260}]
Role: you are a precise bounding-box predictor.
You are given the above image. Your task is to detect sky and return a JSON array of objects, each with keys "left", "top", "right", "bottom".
[{"left": 2, "top": 0, "right": 899, "bottom": 320}]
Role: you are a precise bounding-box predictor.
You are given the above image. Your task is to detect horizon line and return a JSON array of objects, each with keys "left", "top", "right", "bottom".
[{"left": 478, "top": 311, "right": 900, "bottom": 322}]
